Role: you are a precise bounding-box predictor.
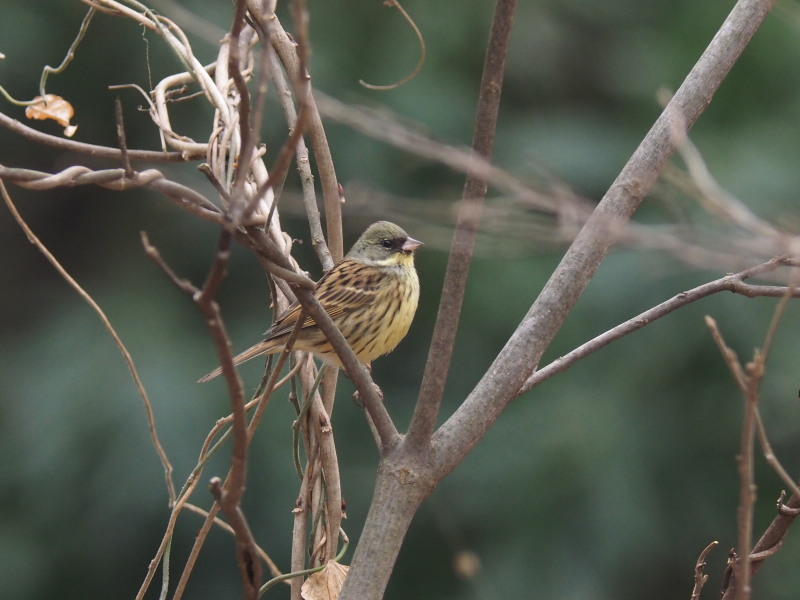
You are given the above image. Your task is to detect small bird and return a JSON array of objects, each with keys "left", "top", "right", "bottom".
[{"left": 199, "top": 221, "right": 422, "bottom": 382}]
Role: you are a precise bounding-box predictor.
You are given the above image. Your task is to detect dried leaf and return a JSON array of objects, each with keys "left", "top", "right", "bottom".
[
  {"left": 25, "top": 94, "right": 78, "bottom": 137},
  {"left": 300, "top": 560, "right": 349, "bottom": 600}
]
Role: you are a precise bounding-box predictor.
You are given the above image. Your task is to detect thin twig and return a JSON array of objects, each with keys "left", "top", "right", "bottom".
[
  {"left": 145, "top": 380, "right": 275, "bottom": 600},
  {"left": 290, "top": 458, "right": 311, "bottom": 600},
  {"left": 267, "top": 45, "right": 332, "bottom": 270},
  {"left": 114, "top": 96, "right": 133, "bottom": 177},
  {"left": 173, "top": 502, "right": 222, "bottom": 599},
  {"left": 199, "top": 228, "right": 264, "bottom": 599},
  {"left": 709, "top": 268, "right": 798, "bottom": 600},
  {"left": 39, "top": 7, "right": 96, "bottom": 99},
  {"left": 754, "top": 410, "right": 800, "bottom": 499},
  {"left": 237, "top": 227, "right": 316, "bottom": 289},
  {"left": 690, "top": 540, "right": 718, "bottom": 600},
  {"left": 704, "top": 316, "right": 756, "bottom": 600},
  {"left": 312, "top": 91, "right": 560, "bottom": 214},
  {"left": 308, "top": 379, "right": 343, "bottom": 563},
  {"left": 704, "top": 315, "right": 756, "bottom": 600},
  {"left": 720, "top": 492, "right": 800, "bottom": 600},
  {"left": 0, "top": 111, "right": 186, "bottom": 161},
  {"left": 358, "top": 0, "right": 426, "bottom": 90},
  {"left": 246, "top": 317, "right": 308, "bottom": 440},
  {"left": 0, "top": 163, "right": 224, "bottom": 222},
  {"left": 142, "top": 230, "right": 263, "bottom": 599},
  {"left": 1, "top": 181, "right": 176, "bottom": 506},
  {"left": 182, "top": 502, "right": 284, "bottom": 579},
  {"left": 227, "top": 0, "right": 256, "bottom": 222},
  {"left": 243, "top": 90, "right": 312, "bottom": 227},
  {"left": 408, "top": 0, "right": 516, "bottom": 448},
  {"left": 264, "top": 13, "right": 343, "bottom": 261},
  {"left": 521, "top": 257, "right": 798, "bottom": 393}
]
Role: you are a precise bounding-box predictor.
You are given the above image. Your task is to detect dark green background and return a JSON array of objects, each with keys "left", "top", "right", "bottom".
[{"left": 2, "top": 1, "right": 800, "bottom": 599}]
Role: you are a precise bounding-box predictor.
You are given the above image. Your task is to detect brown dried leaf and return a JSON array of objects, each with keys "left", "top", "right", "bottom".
[
  {"left": 300, "top": 560, "right": 349, "bottom": 600},
  {"left": 25, "top": 94, "right": 78, "bottom": 137}
]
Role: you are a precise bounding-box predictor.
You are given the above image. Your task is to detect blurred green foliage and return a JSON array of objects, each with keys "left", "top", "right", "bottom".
[{"left": 2, "top": 1, "right": 800, "bottom": 599}]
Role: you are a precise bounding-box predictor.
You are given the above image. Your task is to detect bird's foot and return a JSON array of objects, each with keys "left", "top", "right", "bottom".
[{"left": 353, "top": 381, "right": 383, "bottom": 406}]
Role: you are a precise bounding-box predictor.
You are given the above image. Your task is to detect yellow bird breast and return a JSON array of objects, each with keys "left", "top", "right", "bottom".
[{"left": 349, "top": 264, "right": 420, "bottom": 364}]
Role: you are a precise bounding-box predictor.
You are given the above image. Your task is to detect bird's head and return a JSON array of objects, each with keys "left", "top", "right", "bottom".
[{"left": 347, "top": 221, "right": 423, "bottom": 267}]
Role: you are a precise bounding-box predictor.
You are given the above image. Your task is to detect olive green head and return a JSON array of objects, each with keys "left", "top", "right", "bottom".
[{"left": 346, "top": 221, "right": 423, "bottom": 265}]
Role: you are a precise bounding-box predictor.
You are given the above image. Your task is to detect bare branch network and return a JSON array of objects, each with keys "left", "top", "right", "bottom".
[{"left": 2, "top": 0, "right": 800, "bottom": 599}]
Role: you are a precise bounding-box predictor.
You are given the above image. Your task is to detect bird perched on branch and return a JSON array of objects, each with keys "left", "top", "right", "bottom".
[{"left": 199, "top": 221, "right": 422, "bottom": 382}]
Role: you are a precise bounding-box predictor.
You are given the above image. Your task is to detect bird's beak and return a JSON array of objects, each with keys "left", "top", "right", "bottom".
[{"left": 402, "top": 237, "right": 423, "bottom": 253}]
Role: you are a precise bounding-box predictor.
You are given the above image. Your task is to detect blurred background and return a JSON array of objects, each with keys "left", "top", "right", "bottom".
[{"left": 2, "top": 1, "right": 800, "bottom": 599}]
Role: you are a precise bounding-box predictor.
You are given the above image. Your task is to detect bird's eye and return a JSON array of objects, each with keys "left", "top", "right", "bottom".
[{"left": 382, "top": 239, "right": 394, "bottom": 249}]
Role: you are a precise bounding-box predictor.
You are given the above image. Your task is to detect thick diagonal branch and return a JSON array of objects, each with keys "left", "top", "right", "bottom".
[{"left": 432, "top": 0, "right": 776, "bottom": 478}]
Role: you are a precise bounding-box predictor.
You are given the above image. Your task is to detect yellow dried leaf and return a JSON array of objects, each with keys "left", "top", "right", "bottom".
[
  {"left": 300, "top": 560, "right": 349, "bottom": 600},
  {"left": 25, "top": 94, "right": 78, "bottom": 137}
]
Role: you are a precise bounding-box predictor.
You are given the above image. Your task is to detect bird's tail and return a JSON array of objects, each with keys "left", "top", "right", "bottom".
[{"left": 197, "top": 341, "right": 275, "bottom": 383}]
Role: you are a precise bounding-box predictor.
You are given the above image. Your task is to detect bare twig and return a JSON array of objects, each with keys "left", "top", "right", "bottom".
[
  {"left": 182, "top": 502, "right": 284, "bottom": 579},
  {"left": 0, "top": 111, "right": 186, "bottom": 161},
  {"left": 237, "top": 227, "right": 316, "bottom": 288},
  {"left": 87, "top": 0, "right": 229, "bottom": 116},
  {"left": 1, "top": 181, "right": 176, "bottom": 507},
  {"left": 358, "top": 0, "right": 426, "bottom": 91},
  {"left": 266, "top": 46, "right": 332, "bottom": 270},
  {"left": 721, "top": 491, "right": 800, "bottom": 600},
  {"left": 264, "top": 13, "right": 343, "bottom": 261},
  {"left": 245, "top": 318, "right": 308, "bottom": 439},
  {"left": 173, "top": 502, "right": 222, "bottom": 599},
  {"left": 226, "top": 0, "right": 256, "bottom": 221},
  {"left": 0, "top": 163, "right": 223, "bottom": 220},
  {"left": 147, "top": 0, "right": 228, "bottom": 44},
  {"left": 308, "top": 380, "right": 343, "bottom": 564},
  {"left": 136, "top": 364, "right": 300, "bottom": 600},
  {"left": 114, "top": 96, "right": 133, "bottom": 177},
  {"left": 142, "top": 230, "right": 263, "bottom": 599},
  {"left": 754, "top": 411, "right": 800, "bottom": 499},
  {"left": 39, "top": 7, "right": 96, "bottom": 98},
  {"left": 707, "top": 269, "right": 797, "bottom": 600},
  {"left": 522, "top": 257, "right": 799, "bottom": 393},
  {"left": 672, "top": 117, "right": 781, "bottom": 243},
  {"left": 142, "top": 363, "right": 303, "bottom": 600},
  {"left": 198, "top": 232, "right": 263, "bottom": 600},
  {"left": 313, "top": 90, "right": 564, "bottom": 213},
  {"left": 407, "top": 0, "right": 515, "bottom": 448},
  {"left": 243, "top": 87, "right": 312, "bottom": 227},
  {"left": 705, "top": 317, "right": 757, "bottom": 600},
  {"left": 291, "top": 461, "right": 312, "bottom": 600},
  {"left": 690, "top": 541, "right": 718, "bottom": 600},
  {"left": 705, "top": 317, "right": 748, "bottom": 391}
]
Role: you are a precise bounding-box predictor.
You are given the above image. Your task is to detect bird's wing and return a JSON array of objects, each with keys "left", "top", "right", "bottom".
[
  {"left": 264, "top": 261, "right": 380, "bottom": 340},
  {"left": 262, "top": 301, "right": 308, "bottom": 340}
]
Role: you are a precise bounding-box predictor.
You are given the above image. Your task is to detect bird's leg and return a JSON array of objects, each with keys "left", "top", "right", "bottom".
[{"left": 352, "top": 362, "right": 384, "bottom": 406}]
